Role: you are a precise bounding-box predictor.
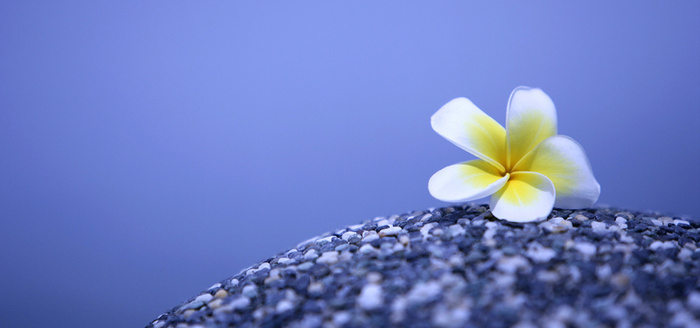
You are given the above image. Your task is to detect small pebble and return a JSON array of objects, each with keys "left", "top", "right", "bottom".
[
  {"left": 379, "top": 226, "right": 402, "bottom": 237},
  {"left": 333, "top": 311, "right": 352, "bottom": 326},
  {"left": 687, "top": 292, "right": 700, "bottom": 311},
  {"left": 242, "top": 285, "right": 258, "bottom": 298},
  {"left": 276, "top": 299, "right": 294, "bottom": 313},
  {"left": 357, "top": 284, "right": 383, "bottom": 310},
  {"left": 526, "top": 243, "right": 557, "bottom": 263},
  {"left": 591, "top": 221, "right": 607, "bottom": 232},
  {"left": 303, "top": 249, "right": 319, "bottom": 261},
  {"left": 214, "top": 289, "right": 228, "bottom": 298},
  {"left": 574, "top": 242, "right": 597, "bottom": 257},
  {"left": 193, "top": 293, "right": 213, "bottom": 304},
  {"left": 362, "top": 233, "right": 380, "bottom": 243},
  {"left": 359, "top": 244, "right": 377, "bottom": 254},
  {"left": 316, "top": 251, "right": 339, "bottom": 265}
]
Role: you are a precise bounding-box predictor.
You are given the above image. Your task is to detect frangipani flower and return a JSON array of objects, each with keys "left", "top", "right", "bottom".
[{"left": 428, "top": 87, "right": 600, "bottom": 222}]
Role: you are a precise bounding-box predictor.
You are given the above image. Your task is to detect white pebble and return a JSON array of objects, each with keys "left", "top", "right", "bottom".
[
  {"left": 303, "top": 249, "right": 319, "bottom": 261},
  {"left": 376, "top": 219, "right": 391, "bottom": 227},
  {"left": 362, "top": 232, "right": 380, "bottom": 243},
  {"left": 573, "top": 214, "right": 589, "bottom": 221},
  {"left": 358, "top": 284, "right": 384, "bottom": 310},
  {"left": 615, "top": 217, "right": 628, "bottom": 228},
  {"left": 574, "top": 242, "right": 597, "bottom": 257},
  {"left": 276, "top": 300, "right": 294, "bottom": 313},
  {"left": 670, "top": 311, "right": 698, "bottom": 328},
  {"left": 540, "top": 219, "right": 572, "bottom": 233},
  {"left": 339, "top": 251, "right": 353, "bottom": 262},
  {"left": 193, "top": 293, "right": 213, "bottom": 304},
  {"left": 379, "top": 226, "right": 402, "bottom": 237},
  {"left": 687, "top": 291, "right": 700, "bottom": 311},
  {"left": 367, "top": 272, "right": 383, "bottom": 284},
  {"left": 406, "top": 281, "right": 441, "bottom": 305},
  {"left": 449, "top": 254, "right": 465, "bottom": 267},
  {"left": 678, "top": 248, "right": 693, "bottom": 261},
  {"left": 308, "top": 282, "right": 324, "bottom": 295},
  {"left": 591, "top": 221, "right": 607, "bottom": 231},
  {"left": 526, "top": 243, "right": 557, "bottom": 263},
  {"left": 493, "top": 273, "right": 516, "bottom": 287},
  {"left": 550, "top": 217, "right": 565, "bottom": 224},
  {"left": 359, "top": 244, "right": 377, "bottom": 254},
  {"left": 246, "top": 262, "right": 270, "bottom": 275},
  {"left": 420, "top": 213, "right": 433, "bottom": 222},
  {"left": 649, "top": 241, "right": 677, "bottom": 251},
  {"left": 596, "top": 265, "right": 612, "bottom": 280},
  {"left": 316, "top": 251, "right": 339, "bottom": 265},
  {"left": 277, "top": 257, "right": 293, "bottom": 265},
  {"left": 347, "top": 223, "right": 363, "bottom": 231},
  {"left": 536, "top": 270, "right": 560, "bottom": 283},
  {"left": 342, "top": 231, "right": 359, "bottom": 241},
  {"left": 568, "top": 266, "right": 582, "bottom": 283},
  {"left": 497, "top": 255, "right": 529, "bottom": 273},
  {"left": 555, "top": 220, "right": 573, "bottom": 232},
  {"left": 391, "top": 297, "right": 408, "bottom": 323},
  {"left": 618, "top": 231, "right": 634, "bottom": 244},
  {"left": 674, "top": 219, "right": 690, "bottom": 226},
  {"left": 242, "top": 284, "right": 257, "bottom": 298},
  {"left": 333, "top": 311, "right": 352, "bottom": 326},
  {"left": 483, "top": 228, "right": 497, "bottom": 240},
  {"left": 420, "top": 223, "right": 436, "bottom": 238},
  {"left": 539, "top": 221, "right": 555, "bottom": 232},
  {"left": 388, "top": 215, "right": 400, "bottom": 225},
  {"left": 231, "top": 297, "right": 251, "bottom": 309},
  {"left": 252, "top": 308, "right": 264, "bottom": 321},
  {"left": 472, "top": 218, "right": 485, "bottom": 226},
  {"left": 432, "top": 303, "right": 470, "bottom": 328},
  {"left": 214, "top": 297, "right": 250, "bottom": 315},
  {"left": 265, "top": 269, "right": 282, "bottom": 284},
  {"left": 448, "top": 224, "right": 466, "bottom": 237}
]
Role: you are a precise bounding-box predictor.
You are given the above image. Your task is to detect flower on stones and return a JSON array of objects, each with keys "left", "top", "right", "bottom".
[{"left": 428, "top": 87, "right": 600, "bottom": 222}]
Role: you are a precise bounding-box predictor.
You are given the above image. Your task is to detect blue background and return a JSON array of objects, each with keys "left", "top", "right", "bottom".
[{"left": 1, "top": 2, "right": 698, "bottom": 327}]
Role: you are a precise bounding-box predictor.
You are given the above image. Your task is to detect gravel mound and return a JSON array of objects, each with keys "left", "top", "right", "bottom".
[{"left": 147, "top": 205, "right": 700, "bottom": 328}]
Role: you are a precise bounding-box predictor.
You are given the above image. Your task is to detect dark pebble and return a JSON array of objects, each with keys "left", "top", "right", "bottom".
[
  {"left": 362, "top": 223, "right": 377, "bottom": 231},
  {"left": 309, "top": 264, "right": 331, "bottom": 279}
]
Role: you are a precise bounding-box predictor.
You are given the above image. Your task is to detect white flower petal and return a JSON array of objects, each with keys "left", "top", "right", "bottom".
[
  {"left": 490, "top": 171, "right": 555, "bottom": 222},
  {"left": 432, "top": 97, "right": 507, "bottom": 173},
  {"left": 506, "top": 87, "right": 557, "bottom": 169},
  {"left": 429, "top": 160, "right": 509, "bottom": 203},
  {"left": 515, "top": 135, "right": 600, "bottom": 209}
]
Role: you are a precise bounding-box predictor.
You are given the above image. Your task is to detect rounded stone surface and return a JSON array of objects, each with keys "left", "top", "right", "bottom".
[{"left": 147, "top": 205, "right": 700, "bottom": 328}]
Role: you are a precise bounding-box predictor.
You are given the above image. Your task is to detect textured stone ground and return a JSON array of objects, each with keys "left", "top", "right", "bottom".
[{"left": 147, "top": 205, "right": 700, "bottom": 328}]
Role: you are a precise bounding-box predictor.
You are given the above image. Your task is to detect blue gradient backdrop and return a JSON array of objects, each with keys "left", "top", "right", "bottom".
[{"left": 1, "top": 2, "right": 698, "bottom": 327}]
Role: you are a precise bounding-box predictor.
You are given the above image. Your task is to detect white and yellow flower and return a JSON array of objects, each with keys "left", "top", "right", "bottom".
[{"left": 428, "top": 87, "right": 600, "bottom": 222}]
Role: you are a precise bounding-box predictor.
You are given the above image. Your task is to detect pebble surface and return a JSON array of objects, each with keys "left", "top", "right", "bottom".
[{"left": 147, "top": 205, "right": 700, "bottom": 328}]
